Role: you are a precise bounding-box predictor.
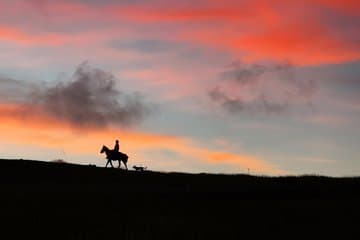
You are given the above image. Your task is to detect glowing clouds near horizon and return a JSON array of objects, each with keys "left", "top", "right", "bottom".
[{"left": 0, "top": 111, "right": 283, "bottom": 175}]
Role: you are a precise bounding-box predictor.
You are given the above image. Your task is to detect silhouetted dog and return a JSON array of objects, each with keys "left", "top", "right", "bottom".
[{"left": 133, "top": 166, "right": 147, "bottom": 172}]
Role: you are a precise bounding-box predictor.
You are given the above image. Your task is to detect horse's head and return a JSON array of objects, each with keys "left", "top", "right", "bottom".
[{"left": 100, "top": 145, "right": 107, "bottom": 154}]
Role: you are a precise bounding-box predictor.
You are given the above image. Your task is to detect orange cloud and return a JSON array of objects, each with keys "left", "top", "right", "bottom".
[
  {"left": 108, "top": 5, "right": 264, "bottom": 23},
  {"left": 0, "top": 26, "right": 70, "bottom": 46},
  {"left": 0, "top": 24, "right": 118, "bottom": 47},
  {"left": 1, "top": 1, "right": 359, "bottom": 65},
  {"left": 0, "top": 103, "right": 283, "bottom": 175},
  {"left": 233, "top": 23, "right": 360, "bottom": 65},
  {"left": 109, "top": 1, "right": 359, "bottom": 65}
]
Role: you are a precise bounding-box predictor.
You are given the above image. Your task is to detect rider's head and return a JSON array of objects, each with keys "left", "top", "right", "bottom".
[{"left": 116, "top": 140, "right": 119, "bottom": 143}]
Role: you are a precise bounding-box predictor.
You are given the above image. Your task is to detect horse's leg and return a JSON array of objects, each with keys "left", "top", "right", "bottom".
[
  {"left": 124, "top": 161, "right": 128, "bottom": 170},
  {"left": 118, "top": 160, "right": 121, "bottom": 168},
  {"left": 110, "top": 160, "right": 114, "bottom": 168},
  {"left": 105, "top": 160, "right": 109, "bottom": 168}
]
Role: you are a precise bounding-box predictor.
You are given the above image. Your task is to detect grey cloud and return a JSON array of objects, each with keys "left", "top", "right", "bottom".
[
  {"left": 0, "top": 77, "right": 35, "bottom": 103},
  {"left": 209, "top": 87, "right": 244, "bottom": 114},
  {"left": 221, "top": 61, "right": 291, "bottom": 86},
  {"left": 209, "top": 87, "right": 288, "bottom": 114},
  {"left": 209, "top": 62, "right": 316, "bottom": 115},
  {"left": 259, "top": 94, "right": 289, "bottom": 114},
  {"left": 0, "top": 62, "right": 153, "bottom": 128}
]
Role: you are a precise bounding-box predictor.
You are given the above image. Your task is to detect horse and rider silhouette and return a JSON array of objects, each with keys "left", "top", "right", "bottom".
[{"left": 100, "top": 140, "right": 128, "bottom": 170}]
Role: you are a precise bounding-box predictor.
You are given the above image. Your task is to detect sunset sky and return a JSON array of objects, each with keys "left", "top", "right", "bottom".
[{"left": 0, "top": 0, "right": 359, "bottom": 176}]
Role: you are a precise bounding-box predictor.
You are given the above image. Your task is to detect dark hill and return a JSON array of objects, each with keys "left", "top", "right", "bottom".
[{"left": 0, "top": 159, "right": 359, "bottom": 239}]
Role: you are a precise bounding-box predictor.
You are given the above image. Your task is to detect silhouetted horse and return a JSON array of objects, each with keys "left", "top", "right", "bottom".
[{"left": 100, "top": 145, "right": 128, "bottom": 170}]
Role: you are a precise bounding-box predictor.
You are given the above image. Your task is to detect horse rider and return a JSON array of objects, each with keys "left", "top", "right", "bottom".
[{"left": 113, "top": 139, "right": 120, "bottom": 153}]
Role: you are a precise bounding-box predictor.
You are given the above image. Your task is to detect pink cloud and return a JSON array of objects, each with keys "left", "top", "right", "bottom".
[{"left": 0, "top": 1, "right": 358, "bottom": 65}]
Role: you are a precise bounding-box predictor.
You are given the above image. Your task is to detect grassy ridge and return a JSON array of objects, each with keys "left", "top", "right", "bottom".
[{"left": 0, "top": 159, "right": 359, "bottom": 239}]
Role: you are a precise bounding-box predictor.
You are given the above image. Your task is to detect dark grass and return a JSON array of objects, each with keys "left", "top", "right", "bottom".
[{"left": 0, "top": 159, "right": 359, "bottom": 239}]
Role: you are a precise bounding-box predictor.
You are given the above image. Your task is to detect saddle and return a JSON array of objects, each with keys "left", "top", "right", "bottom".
[{"left": 110, "top": 150, "right": 128, "bottom": 159}]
